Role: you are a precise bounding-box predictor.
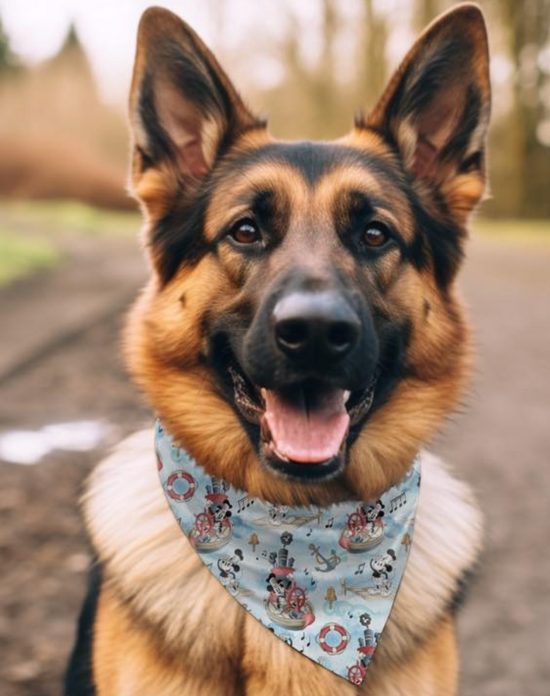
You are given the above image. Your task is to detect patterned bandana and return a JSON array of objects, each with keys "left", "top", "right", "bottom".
[{"left": 155, "top": 420, "right": 421, "bottom": 686}]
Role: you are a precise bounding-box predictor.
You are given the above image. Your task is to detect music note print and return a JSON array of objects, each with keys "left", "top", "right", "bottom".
[
  {"left": 354, "top": 562, "right": 365, "bottom": 576},
  {"left": 389, "top": 492, "right": 407, "bottom": 513},
  {"left": 325, "top": 517, "right": 334, "bottom": 529},
  {"left": 237, "top": 495, "right": 255, "bottom": 513}
]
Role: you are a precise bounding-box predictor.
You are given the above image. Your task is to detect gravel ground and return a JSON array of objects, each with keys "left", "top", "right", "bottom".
[{"left": 0, "top": 235, "right": 548, "bottom": 696}]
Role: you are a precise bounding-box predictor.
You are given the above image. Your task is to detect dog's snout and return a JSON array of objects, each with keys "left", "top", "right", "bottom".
[{"left": 273, "top": 291, "right": 361, "bottom": 364}]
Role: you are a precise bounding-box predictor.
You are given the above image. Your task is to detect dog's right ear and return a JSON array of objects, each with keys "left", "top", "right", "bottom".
[
  {"left": 361, "top": 4, "right": 491, "bottom": 221},
  {"left": 128, "top": 7, "right": 260, "bottom": 217}
]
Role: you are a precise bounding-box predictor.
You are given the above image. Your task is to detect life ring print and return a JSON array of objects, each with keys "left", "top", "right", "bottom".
[
  {"left": 166, "top": 471, "right": 196, "bottom": 502},
  {"left": 318, "top": 623, "right": 350, "bottom": 655}
]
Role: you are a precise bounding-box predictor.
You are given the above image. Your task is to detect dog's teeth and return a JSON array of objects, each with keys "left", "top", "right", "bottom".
[
  {"left": 273, "top": 446, "right": 290, "bottom": 462},
  {"left": 260, "top": 417, "right": 271, "bottom": 443},
  {"left": 344, "top": 390, "right": 351, "bottom": 403}
]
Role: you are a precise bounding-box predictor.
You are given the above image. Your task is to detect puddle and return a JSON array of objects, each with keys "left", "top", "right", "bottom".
[{"left": 0, "top": 420, "right": 110, "bottom": 465}]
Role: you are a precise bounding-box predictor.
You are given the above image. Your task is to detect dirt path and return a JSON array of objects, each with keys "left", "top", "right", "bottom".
[
  {"left": 0, "top": 236, "right": 548, "bottom": 696},
  {"left": 438, "top": 238, "right": 550, "bottom": 696}
]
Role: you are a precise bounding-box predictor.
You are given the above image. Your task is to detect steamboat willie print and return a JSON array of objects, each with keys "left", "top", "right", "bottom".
[
  {"left": 189, "top": 477, "right": 234, "bottom": 551},
  {"left": 338, "top": 499, "right": 386, "bottom": 552},
  {"left": 265, "top": 533, "right": 316, "bottom": 630}
]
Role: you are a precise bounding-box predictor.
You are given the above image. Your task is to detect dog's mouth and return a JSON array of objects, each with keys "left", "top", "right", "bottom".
[{"left": 228, "top": 365, "right": 377, "bottom": 481}]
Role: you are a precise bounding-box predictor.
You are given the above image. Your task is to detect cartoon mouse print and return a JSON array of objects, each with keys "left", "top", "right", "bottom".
[
  {"left": 369, "top": 549, "right": 396, "bottom": 595},
  {"left": 264, "top": 532, "right": 315, "bottom": 629},
  {"left": 208, "top": 498, "right": 233, "bottom": 535},
  {"left": 363, "top": 500, "right": 385, "bottom": 534},
  {"left": 267, "top": 504, "right": 290, "bottom": 526},
  {"left": 217, "top": 549, "right": 243, "bottom": 596}
]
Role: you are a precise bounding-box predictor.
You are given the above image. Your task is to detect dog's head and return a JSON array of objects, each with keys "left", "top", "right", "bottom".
[{"left": 125, "top": 4, "right": 490, "bottom": 505}]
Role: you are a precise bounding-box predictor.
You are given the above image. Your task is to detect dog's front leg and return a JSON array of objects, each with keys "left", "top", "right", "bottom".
[
  {"left": 363, "top": 616, "right": 459, "bottom": 696},
  {"left": 242, "top": 615, "right": 357, "bottom": 696},
  {"left": 242, "top": 614, "right": 458, "bottom": 696},
  {"left": 92, "top": 586, "right": 243, "bottom": 696}
]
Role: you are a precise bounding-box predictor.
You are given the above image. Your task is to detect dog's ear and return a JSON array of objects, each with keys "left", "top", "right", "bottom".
[
  {"left": 129, "top": 7, "right": 260, "bottom": 215},
  {"left": 361, "top": 3, "right": 491, "bottom": 219}
]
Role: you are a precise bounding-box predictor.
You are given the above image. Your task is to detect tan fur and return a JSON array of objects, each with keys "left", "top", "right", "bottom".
[
  {"left": 93, "top": 587, "right": 456, "bottom": 696},
  {"left": 94, "top": 586, "right": 243, "bottom": 696}
]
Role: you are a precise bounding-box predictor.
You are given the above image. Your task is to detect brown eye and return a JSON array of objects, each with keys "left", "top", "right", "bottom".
[
  {"left": 230, "top": 219, "right": 261, "bottom": 245},
  {"left": 363, "top": 223, "right": 389, "bottom": 248}
]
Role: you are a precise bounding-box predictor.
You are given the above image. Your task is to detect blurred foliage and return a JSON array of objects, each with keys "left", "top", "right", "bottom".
[
  {"left": 0, "top": 13, "right": 20, "bottom": 74},
  {"left": 0, "top": 200, "right": 140, "bottom": 238},
  {"left": 0, "top": 23, "right": 132, "bottom": 210},
  {"left": 253, "top": 0, "right": 390, "bottom": 138},
  {"left": 245, "top": 0, "right": 550, "bottom": 218},
  {"left": 0, "top": 200, "right": 140, "bottom": 285},
  {"left": 0, "top": 1, "right": 549, "bottom": 218},
  {"left": 473, "top": 217, "right": 550, "bottom": 245}
]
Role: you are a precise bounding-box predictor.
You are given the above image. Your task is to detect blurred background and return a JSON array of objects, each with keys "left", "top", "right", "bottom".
[{"left": 0, "top": 1, "right": 548, "bottom": 695}]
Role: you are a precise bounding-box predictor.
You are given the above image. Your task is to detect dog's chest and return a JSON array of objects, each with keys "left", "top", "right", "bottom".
[{"left": 85, "top": 432, "right": 482, "bottom": 690}]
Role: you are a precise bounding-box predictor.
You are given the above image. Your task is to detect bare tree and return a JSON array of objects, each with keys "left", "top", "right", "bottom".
[{"left": 498, "top": 0, "right": 550, "bottom": 216}]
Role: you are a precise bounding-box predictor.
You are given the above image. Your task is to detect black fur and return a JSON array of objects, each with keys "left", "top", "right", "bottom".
[
  {"left": 63, "top": 564, "right": 102, "bottom": 696},
  {"left": 448, "top": 565, "right": 480, "bottom": 616},
  {"left": 219, "top": 141, "right": 401, "bottom": 188}
]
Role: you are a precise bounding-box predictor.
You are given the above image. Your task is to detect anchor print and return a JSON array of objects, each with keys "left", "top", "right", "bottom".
[{"left": 308, "top": 543, "right": 342, "bottom": 573}]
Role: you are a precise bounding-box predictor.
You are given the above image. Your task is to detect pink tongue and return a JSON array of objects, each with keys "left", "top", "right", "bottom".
[{"left": 263, "top": 386, "right": 349, "bottom": 464}]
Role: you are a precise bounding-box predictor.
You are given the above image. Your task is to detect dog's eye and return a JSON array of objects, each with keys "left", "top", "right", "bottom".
[
  {"left": 229, "top": 219, "right": 261, "bottom": 245},
  {"left": 362, "top": 223, "right": 389, "bottom": 248}
]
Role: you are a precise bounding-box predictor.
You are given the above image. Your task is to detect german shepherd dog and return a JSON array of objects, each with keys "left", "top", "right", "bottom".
[{"left": 65, "top": 4, "right": 491, "bottom": 695}]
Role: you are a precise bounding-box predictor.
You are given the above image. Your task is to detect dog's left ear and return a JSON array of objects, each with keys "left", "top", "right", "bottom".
[
  {"left": 362, "top": 3, "right": 491, "bottom": 219},
  {"left": 129, "top": 7, "right": 260, "bottom": 212}
]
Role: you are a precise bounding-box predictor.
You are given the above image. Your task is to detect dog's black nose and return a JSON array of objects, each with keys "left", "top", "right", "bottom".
[{"left": 273, "top": 291, "right": 360, "bottom": 364}]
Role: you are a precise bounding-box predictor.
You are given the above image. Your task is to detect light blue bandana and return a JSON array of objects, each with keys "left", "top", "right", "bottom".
[{"left": 155, "top": 420, "right": 421, "bottom": 686}]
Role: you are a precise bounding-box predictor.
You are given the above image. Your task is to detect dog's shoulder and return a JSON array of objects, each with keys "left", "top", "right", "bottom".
[
  {"left": 84, "top": 430, "right": 244, "bottom": 661},
  {"left": 376, "top": 450, "right": 483, "bottom": 663},
  {"left": 84, "top": 434, "right": 482, "bottom": 664}
]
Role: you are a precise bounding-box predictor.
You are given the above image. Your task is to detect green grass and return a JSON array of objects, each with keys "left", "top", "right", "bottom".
[
  {"left": 0, "top": 230, "right": 60, "bottom": 285},
  {"left": 0, "top": 199, "right": 141, "bottom": 287},
  {"left": 0, "top": 199, "right": 141, "bottom": 237}
]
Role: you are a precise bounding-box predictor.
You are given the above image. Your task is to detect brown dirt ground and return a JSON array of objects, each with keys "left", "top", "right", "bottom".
[{"left": 0, "top": 235, "right": 549, "bottom": 696}]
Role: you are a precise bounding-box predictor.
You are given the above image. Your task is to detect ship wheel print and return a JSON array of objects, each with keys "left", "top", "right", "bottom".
[
  {"left": 194, "top": 512, "right": 213, "bottom": 536},
  {"left": 287, "top": 585, "right": 306, "bottom": 612},
  {"left": 347, "top": 512, "right": 366, "bottom": 533},
  {"left": 348, "top": 663, "right": 366, "bottom": 686}
]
